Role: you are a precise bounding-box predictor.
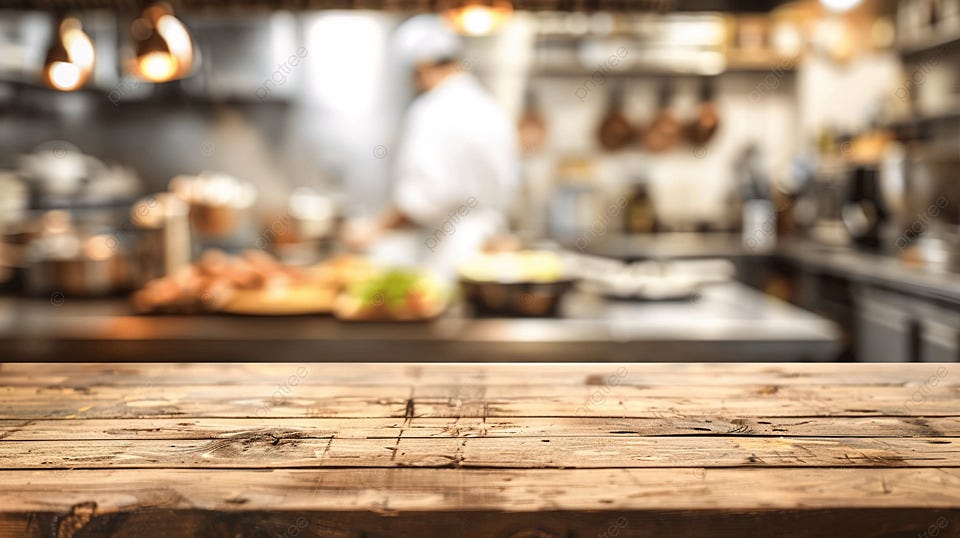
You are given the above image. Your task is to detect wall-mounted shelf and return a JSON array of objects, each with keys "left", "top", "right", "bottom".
[
  {"left": 897, "top": 33, "right": 960, "bottom": 60},
  {"left": 528, "top": 58, "right": 797, "bottom": 78},
  {"left": 883, "top": 111, "right": 960, "bottom": 129}
]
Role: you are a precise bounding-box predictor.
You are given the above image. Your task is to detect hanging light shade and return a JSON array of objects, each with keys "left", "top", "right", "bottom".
[
  {"left": 41, "top": 16, "right": 95, "bottom": 91},
  {"left": 131, "top": 2, "right": 194, "bottom": 82},
  {"left": 441, "top": 1, "right": 513, "bottom": 36}
]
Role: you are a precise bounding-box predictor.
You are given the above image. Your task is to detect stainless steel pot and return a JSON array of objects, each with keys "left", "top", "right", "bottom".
[{"left": 24, "top": 211, "right": 133, "bottom": 297}]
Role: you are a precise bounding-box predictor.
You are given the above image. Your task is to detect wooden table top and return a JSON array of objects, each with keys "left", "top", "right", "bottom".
[{"left": 1, "top": 362, "right": 958, "bottom": 537}]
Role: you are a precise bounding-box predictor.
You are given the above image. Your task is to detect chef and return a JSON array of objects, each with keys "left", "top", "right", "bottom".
[{"left": 344, "top": 15, "right": 519, "bottom": 279}]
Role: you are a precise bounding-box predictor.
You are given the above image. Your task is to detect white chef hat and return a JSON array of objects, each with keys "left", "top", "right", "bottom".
[{"left": 393, "top": 14, "right": 463, "bottom": 66}]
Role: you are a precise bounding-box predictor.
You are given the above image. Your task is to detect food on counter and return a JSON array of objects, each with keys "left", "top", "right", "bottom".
[
  {"left": 458, "top": 250, "right": 566, "bottom": 283},
  {"left": 574, "top": 257, "right": 735, "bottom": 301},
  {"left": 132, "top": 251, "right": 371, "bottom": 315},
  {"left": 219, "top": 285, "right": 339, "bottom": 316},
  {"left": 459, "top": 278, "right": 575, "bottom": 317},
  {"left": 333, "top": 268, "right": 449, "bottom": 321},
  {"left": 309, "top": 254, "right": 377, "bottom": 289},
  {"left": 458, "top": 250, "right": 575, "bottom": 317}
]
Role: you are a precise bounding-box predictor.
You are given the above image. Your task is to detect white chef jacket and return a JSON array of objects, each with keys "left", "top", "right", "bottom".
[{"left": 392, "top": 72, "right": 519, "bottom": 279}]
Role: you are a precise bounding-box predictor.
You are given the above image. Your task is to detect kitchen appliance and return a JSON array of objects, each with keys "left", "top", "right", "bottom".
[
  {"left": 841, "top": 165, "right": 888, "bottom": 250},
  {"left": 882, "top": 146, "right": 960, "bottom": 269},
  {"left": 264, "top": 187, "right": 342, "bottom": 265},
  {"left": 793, "top": 161, "right": 850, "bottom": 246},
  {"left": 18, "top": 142, "right": 141, "bottom": 206},
  {"left": 24, "top": 210, "right": 133, "bottom": 297},
  {"left": 547, "top": 158, "right": 605, "bottom": 243},
  {"left": 169, "top": 171, "right": 257, "bottom": 249},
  {"left": 131, "top": 193, "right": 192, "bottom": 286},
  {"left": 734, "top": 144, "right": 778, "bottom": 250},
  {"left": 0, "top": 173, "right": 28, "bottom": 290}
]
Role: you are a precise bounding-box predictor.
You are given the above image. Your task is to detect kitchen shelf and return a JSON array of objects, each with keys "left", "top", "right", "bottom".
[
  {"left": 529, "top": 60, "right": 796, "bottom": 78},
  {"left": 897, "top": 33, "right": 960, "bottom": 60},
  {"left": 0, "top": 77, "right": 111, "bottom": 97},
  {"left": 530, "top": 68, "right": 720, "bottom": 78},
  {"left": 881, "top": 111, "right": 960, "bottom": 134}
]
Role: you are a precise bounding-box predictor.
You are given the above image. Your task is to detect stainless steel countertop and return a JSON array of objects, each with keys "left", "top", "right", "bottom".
[
  {"left": 777, "top": 239, "right": 960, "bottom": 304},
  {"left": 570, "top": 232, "right": 761, "bottom": 260},
  {"left": 0, "top": 282, "right": 840, "bottom": 362},
  {"left": 577, "top": 232, "right": 960, "bottom": 304}
]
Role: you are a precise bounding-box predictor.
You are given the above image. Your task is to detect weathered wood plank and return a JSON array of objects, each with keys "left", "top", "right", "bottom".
[
  {"left": 1, "top": 436, "right": 956, "bottom": 469},
  {"left": 1, "top": 363, "right": 958, "bottom": 537},
  {"left": 3, "top": 416, "right": 958, "bottom": 441},
  {"left": 1, "top": 468, "right": 959, "bottom": 512},
  {"left": 1, "top": 385, "right": 956, "bottom": 419},
  {"left": 6, "top": 383, "right": 955, "bottom": 402},
  {"left": 0, "top": 362, "right": 953, "bottom": 387}
]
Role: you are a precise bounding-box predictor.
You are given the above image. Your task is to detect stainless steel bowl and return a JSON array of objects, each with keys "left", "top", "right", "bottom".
[{"left": 459, "top": 278, "right": 577, "bottom": 317}]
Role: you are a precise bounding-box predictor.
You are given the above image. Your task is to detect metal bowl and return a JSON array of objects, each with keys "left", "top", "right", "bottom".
[{"left": 459, "top": 278, "right": 577, "bottom": 317}]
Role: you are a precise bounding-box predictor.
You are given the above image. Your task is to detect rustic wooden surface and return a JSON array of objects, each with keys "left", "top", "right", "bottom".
[{"left": 0, "top": 362, "right": 958, "bottom": 537}]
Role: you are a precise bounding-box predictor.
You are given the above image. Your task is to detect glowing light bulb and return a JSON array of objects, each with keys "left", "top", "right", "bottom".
[
  {"left": 444, "top": 2, "right": 512, "bottom": 36},
  {"left": 47, "top": 61, "right": 81, "bottom": 91},
  {"left": 131, "top": 2, "right": 195, "bottom": 82},
  {"left": 820, "top": 0, "right": 862, "bottom": 12},
  {"left": 41, "top": 16, "right": 94, "bottom": 91},
  {"left": 64, "top": 26, "right": 95, "bottom": 75},
  {"left": 137, "top": 51, "right": 178, "bottom": 82},
  {"left": 460, "top": 6, "right": 497, "bottom": 35}
]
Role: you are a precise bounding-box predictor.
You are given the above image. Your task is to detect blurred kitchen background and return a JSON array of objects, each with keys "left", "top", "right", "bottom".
[{"left": 0, "top": 0, "right": 958, "bottom": 363}]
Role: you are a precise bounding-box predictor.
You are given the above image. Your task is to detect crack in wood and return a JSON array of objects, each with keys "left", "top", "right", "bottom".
[{"left": 0, "top": 419, "right": 34, "bottom": 441}]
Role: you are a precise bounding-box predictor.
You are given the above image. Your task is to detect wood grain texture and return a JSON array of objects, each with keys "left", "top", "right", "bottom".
[
  {"left": 2, "top": 436, "right": 958, "bottom": 469},
  {"left": 0, "top": 362, "right": 958, "bottom": 538},
  {"left": 3, "top": 416, "right": 959, "bottom": 440},
  {"left": 2, "top": 384, "right": 956, "bottom": 419},
  {"left": 0, "top": 362, "right": 952, "bottom": 386},
  {"left": 2, "top": 468, "right": 960, "bottom": 512}
]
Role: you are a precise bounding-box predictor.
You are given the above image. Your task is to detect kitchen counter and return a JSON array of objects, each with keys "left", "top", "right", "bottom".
[
  {"left": 777, "top": 238, "right": 960, "bottom": 304},
  {"left": 579, "top": 232, "right": 960, "bottom": 303},
  {"left": 0, "top": 282, "right": 840, "bottom": 362},
  {"left": 1, "top": 362, "right": 957, "bottom": 537},
  {"left": 570, "top": 232, "right": 759, "bottom": 260}
]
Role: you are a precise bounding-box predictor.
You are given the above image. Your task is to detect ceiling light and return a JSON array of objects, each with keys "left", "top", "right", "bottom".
[
  {"left": 820, "top": 0, "right": 862, "bottom": 12},
  {"left": 131, "top": 2, "right": 194, "bottom": 82},
  {"left": 41, "top": 16, "right": 94, "bottom": 91},
  {"left": 442, "top": 1, "right": 513, "bottom": 36}
]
